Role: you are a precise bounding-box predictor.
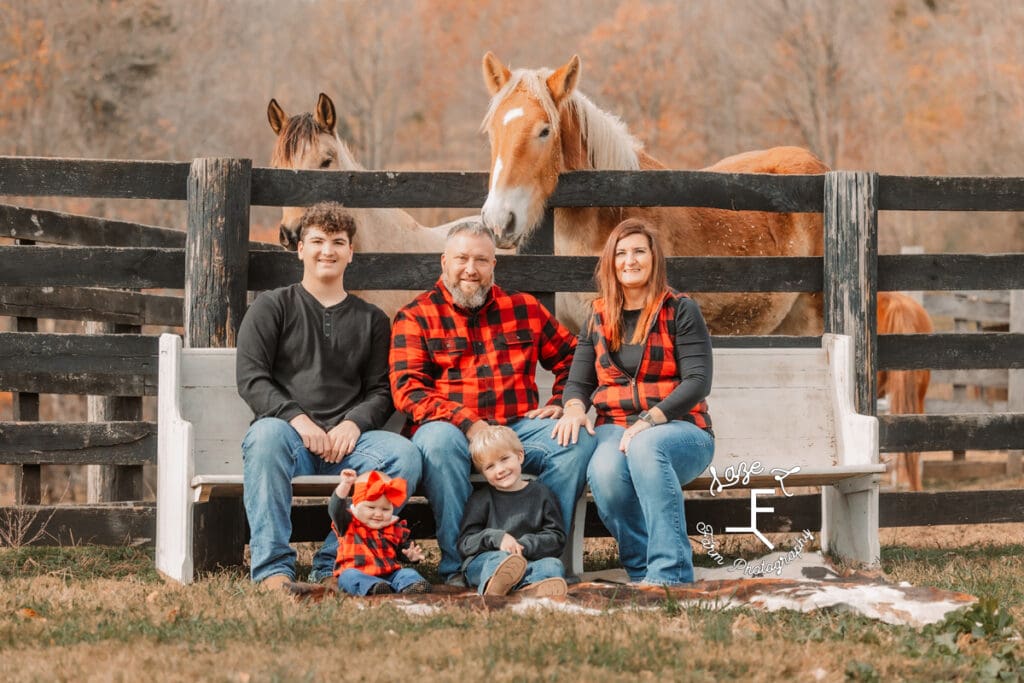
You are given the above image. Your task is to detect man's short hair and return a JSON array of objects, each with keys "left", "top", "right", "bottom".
[
  {"left": 298, "top": 202, "right": 357, "bottom": 243},
  {"left": 469, "top": 425, "right": 524, "bottom": 471},
  {"left": 446, "top": 219, "right": 496, "bottom": 247}
]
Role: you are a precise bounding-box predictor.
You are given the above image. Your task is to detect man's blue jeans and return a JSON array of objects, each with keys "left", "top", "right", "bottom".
[
  {"left": 413, "top": 418, "right": 595, "bottom": 582},
  {"left": 464, "top": 551, "right": 564, "bottom": 594},
  {"left": 337, "top": 567, "right": 426, "bottom": 595},
  {"left": 587, "top": 421, "right": 714, "bottom": 585},
  {"left": 241, "top": 417, "right": 422, "bottom": 583}
]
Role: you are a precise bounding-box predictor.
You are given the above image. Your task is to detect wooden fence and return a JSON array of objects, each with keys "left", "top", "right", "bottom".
[{"left": 2, "top": 156, "right": 1024, "bottom": 549}]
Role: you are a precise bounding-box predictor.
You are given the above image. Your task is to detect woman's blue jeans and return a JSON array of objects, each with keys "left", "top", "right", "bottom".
[
  {"left": 464, "top": 551, "right": 564, "bottom": 594},
  {"left": 242, "top": 417, "right": 422, "bottom": 583},
  {"left": 587, "top": 421, "right": 714, "bottom": 585},
  {"left": 412, "top": 418, "right": 595, "bottom": 582}
]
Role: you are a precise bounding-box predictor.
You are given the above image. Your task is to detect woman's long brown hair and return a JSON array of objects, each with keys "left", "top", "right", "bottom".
[{"left": 593, "top": 218, "right": 669, "bottom": 351}]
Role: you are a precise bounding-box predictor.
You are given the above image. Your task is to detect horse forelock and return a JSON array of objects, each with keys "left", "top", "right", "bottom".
[
  {"left": 481, "top": 68, "right": 640, "bottom": 172},
  {"left": 271, "top": 112, "right": 361, "bottom": 170}
]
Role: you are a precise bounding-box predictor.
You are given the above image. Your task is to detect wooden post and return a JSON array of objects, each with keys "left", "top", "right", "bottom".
[
  {"left": 183, "top": 158, "right": 251, "bottom": 574},
  {"left": 824, "top": 171, "right": 879, "bottom": 416},
  {"left": 950, "top": 315, "right": 975, "bottom": 461},
  {"left": 12, "top": 236, "right": 41, "bottom": 505},
  {"left": 86, "top": 321, "right": 144, "bottom": 502},
  {"left": 185, "top": 158, "right": 251, "bottom": 348},
  {"left": 1009, "top": 290, "right": 1024, "bottom": 477},
  {"left": 518, "top": 207, "right": 556, "bottom": 315}
]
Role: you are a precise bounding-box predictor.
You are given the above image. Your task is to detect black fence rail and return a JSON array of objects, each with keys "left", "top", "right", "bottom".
[{"left": 2, "top": 156, "right": 1024, "bottom": 547}]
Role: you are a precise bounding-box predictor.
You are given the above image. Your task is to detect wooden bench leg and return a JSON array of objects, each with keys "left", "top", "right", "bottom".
[
  {"left": 561, "top": 493, "right": 588, "bottom": 577},
  {"left": 191, "top": 499, "right": 248, "bottom": 575},
  {"left": 821, "top": 474, "right": 880, "bottom": 566}
]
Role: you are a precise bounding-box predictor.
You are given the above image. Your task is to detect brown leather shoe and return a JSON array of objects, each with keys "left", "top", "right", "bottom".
[
  {"left": 517, "top": 577, "right": 568, "bottom": 598},
  {"left": 259, "top": 574, "right": 293, "bottom": 592},
  {"left": 482, "top": 555, "right": 527, "bottom": 596}
]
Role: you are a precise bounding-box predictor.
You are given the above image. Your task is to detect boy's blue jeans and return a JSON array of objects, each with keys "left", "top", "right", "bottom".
[
  {"left": 464, "top": 551, "right": 564, "bottom": 594},
  {"left": 587, "top": 421, "right": 714, "bottom": 585},
  {"left": 241, "top": 417, "right": 422, "bottom": 583},
  {"left": 337, "top": 567, "right": 426, "bottom": 595}
]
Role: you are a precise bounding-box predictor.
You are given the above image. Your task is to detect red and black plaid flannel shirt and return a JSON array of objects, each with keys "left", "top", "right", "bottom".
[
  {"left": 333, "top": 514, "right": 411, "bottom": 577},
  {"left": 389, "top": 279, "right": 576, "bottom": 433}
]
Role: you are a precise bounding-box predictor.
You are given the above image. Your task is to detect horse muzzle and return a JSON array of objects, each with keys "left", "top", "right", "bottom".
[{"left": 279, "top": 225, "right": 299, "bottom": 251}]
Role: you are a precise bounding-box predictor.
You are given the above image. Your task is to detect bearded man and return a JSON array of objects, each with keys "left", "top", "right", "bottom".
[{"left": 389, "top": 222, "right": 595, "bottom": 585}]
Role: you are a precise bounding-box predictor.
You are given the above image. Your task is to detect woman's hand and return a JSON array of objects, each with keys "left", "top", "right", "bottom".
[
  {"left": 618, "top": 419, "right": 653, "bottom": 453},
  {"left": 551, "top": 403, "right": 595, "bottom": 446}
]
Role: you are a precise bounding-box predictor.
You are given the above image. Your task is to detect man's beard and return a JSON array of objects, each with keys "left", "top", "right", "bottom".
[{"left": 444, "top": 276, "right": 492, "bottom": 309}]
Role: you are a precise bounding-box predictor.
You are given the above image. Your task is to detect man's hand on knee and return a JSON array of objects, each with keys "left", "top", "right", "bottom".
[
  {"left": 325, "top": 420, "right": 361, "bottom": 462},
  {"left": 289, "top": 414, "right": 330, "bottom": 455}
]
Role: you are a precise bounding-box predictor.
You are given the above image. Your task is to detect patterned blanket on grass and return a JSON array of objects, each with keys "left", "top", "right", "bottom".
[{"left": 289, "top": 552, "right": 974, "bottom": 627}]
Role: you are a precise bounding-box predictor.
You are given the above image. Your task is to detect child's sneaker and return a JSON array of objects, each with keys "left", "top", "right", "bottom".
[
  {"left": 482, "top": 555, "right": 527, "bottom": 596},
  {"left": 368, "top": 581, "right": 395, "bottom": 596},
  {"left": 516, "top": 577, "right": 568, "bottom": 598}
]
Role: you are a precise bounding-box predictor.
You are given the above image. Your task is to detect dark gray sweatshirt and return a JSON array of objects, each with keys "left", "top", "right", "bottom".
[
  {"left": 457, "top": 480, "right": 566, "bottom": 568},
  {"left": 236, "top": 284, "right": 393, "bottom": 432}
]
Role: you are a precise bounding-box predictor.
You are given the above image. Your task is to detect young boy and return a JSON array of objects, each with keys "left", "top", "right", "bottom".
[
  {"left": 457, "top": 426, "right": 568, "bottom": 597},
  {"left": 329, "top": 469, "right": 431, "bottom": 596}
]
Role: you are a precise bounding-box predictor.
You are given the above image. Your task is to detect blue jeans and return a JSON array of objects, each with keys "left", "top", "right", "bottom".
[
  {"left": 413, "top": 418, "right": 595, "bottom": 581},
  {"left": 337, "top": 567, "right": 426, "bottom": 596},
  {"left": 464, "top": 551, "right": 564, "bottom": 594},
  {"left": 242, "top": 417, "right": 422, "bottom": 583},
  {"left": 587, "top": 421, "right": 714, "bottom": 585}
]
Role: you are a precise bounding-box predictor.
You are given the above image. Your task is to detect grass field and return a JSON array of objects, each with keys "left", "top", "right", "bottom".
[{"left": 0, "top": 536, "right": 1021, "bottom": 682}]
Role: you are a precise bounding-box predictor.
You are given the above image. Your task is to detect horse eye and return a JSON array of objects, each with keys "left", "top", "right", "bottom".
[
  {"left": 319, "top": 158, "right": 332, "bottom": 169},
  {"left": 538, "top": 126, "right": 550, "bottom": 139}
]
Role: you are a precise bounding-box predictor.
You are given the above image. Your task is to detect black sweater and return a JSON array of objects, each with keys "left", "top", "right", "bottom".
[
  {"left": 235, "top": 284, "right": 393, "bottom": 432},
  {"left": 457, "top": 480, "right": 566, "bottom": 568}
]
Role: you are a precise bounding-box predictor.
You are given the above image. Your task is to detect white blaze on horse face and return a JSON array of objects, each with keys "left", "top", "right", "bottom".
[
  {"left": 490, "top": 157, "right": 503, "bottom": 194},
  {"left": 502, "top": 107, "right": 524, "bottom": 126}
]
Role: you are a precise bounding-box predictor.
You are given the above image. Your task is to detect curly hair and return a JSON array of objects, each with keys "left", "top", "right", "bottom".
[{"left": 297, "top": 202, "right": 358, "bottom": 243}]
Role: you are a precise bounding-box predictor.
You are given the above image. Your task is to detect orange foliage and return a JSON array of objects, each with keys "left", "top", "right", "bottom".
[{"left": 0, "top": 392, "right": 12, "bottom": 420}]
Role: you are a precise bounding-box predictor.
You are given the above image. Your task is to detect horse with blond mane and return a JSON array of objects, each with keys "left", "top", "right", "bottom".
[
  {"left": 479, "top": 52, "right": 828, "bottom": 335},
  {"left": 267, "top": 93, "right": 481, "bottom": 317}
]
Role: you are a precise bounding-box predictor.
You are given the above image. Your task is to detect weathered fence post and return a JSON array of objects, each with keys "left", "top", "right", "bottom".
[
  {"left": 183, "top": 157, "right": 251, "bottom": 570},
  {"left": 185, "top": 158, "right": 251, "bottom": 348},
  {"left": 823, "top": 171, "right": 878, "bottom": 416},
  {"left": 1010, "top": 290, "right": 1024, "bottom": 477},
  {"left": 518, "top": 207, "right": 556, "bottom": 314},
  {"left": 12, "top": 272, "right": 41, "bottom": 504},
  {"left": 86, "top": 321, "right": 144, "bottom": 502}
]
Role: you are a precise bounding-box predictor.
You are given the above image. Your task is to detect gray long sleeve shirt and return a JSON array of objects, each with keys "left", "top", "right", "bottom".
[
  {"left": 236, "top": 284, "right": 394, "bottom": 432},
  {"left": 457, "top": 481, "right": 566, "bottom": 568}
]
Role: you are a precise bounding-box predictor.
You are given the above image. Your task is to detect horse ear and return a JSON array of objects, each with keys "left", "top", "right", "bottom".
[
  {"left": 482, "top": 52, "right": 511, "bottom": 95},
  {"left": 268, "top": 98, "right": 287, "bottom": 135},
  {"left": 546, "top": 54, "right": 581, "bottom": 107},
  {"left": 315, "top": 93, "right": 337, "bottom": 133}
]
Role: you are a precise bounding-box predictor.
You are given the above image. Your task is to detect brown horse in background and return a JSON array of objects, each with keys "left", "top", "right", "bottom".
[
  {"left": 267, "top": 93, "right": 482, "bottom": 317},
  {"left": 877, "top": 292, "right": 933, "bottom": 491}
]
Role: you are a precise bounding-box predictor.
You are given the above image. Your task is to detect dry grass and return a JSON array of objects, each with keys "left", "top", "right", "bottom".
[{"left": 0, "top": 539, "right": 1021, "bottom": 682}]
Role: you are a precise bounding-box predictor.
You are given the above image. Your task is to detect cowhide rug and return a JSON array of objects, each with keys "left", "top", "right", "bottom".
[{"left": 285, "top": 552, "right": 974, "bottom": 627}]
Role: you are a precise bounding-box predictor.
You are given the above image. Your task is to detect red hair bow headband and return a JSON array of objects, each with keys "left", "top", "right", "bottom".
[{"left": 352, "top": 471, "right": 407, "bottom": 508}]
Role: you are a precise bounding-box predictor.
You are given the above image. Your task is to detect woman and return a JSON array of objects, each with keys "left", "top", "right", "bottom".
[{"left": 552, "top": 218, "right": 715, "bottom": 585}]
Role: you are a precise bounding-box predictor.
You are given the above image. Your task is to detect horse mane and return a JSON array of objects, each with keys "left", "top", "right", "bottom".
[
  {"left": 482, "top": 69, "right": 642, "bottom": 171},
  {"left": 271, "top": 112, "right": 362, "bottom": 170}
]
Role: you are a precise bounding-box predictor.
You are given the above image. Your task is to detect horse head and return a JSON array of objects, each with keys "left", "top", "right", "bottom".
[
  {"left": 267, "top": 93, "right": 358, "bottom": 250},
  {"left": 480, "top": 53, "right": 582, "bottom": 249}
]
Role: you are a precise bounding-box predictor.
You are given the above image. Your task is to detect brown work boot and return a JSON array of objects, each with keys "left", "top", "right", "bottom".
[
  {"left": 482, "top": 555, "right": 527, "bottom": 596},
  {"left": 259, "top": 574, "right": 293, "bottom": 592},
  {"left": 516, "top": 577, "right": 568, "bottom": 598},
  {"left": 319, "top": 575, "right": 339, "bottom": 594}
]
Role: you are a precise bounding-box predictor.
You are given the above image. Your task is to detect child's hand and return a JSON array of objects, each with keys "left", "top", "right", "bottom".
[
  {"left": 499, "top": 533, "right": 524, "bottom": 555},
  {"left": 335, "top": 469, "right": 358, "bottom": 497},
  {"left": 402, "top": 542, "right": 425, "bottom": 563}
]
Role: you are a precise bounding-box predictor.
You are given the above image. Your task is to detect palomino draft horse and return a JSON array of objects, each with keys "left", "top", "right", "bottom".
[
  {"left": 877, "top": 292, "right": 933, "bottom": 491},
  {"left": 268, "top": 93, "right": 480, "bottom": 316},
  {"left": 480, "top": 52, "right": 828, "bottom": 336}
]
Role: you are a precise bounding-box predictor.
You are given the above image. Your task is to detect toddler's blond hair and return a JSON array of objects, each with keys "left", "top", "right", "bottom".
[{"left": 468, "top": 425, "right": 524, "bottom": 471}]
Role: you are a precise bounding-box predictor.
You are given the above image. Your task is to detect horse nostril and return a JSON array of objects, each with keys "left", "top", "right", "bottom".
[
  {"left": 501, "top": 213, "right": 515, "bottom": 239},
  {"left": 279, "top": 225, "right": 298, "bottom": 251}
]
